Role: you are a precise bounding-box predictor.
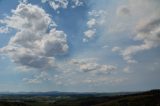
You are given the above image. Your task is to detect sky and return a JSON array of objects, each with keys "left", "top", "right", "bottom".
[{"left": 0, "top": 0, "right": 160, "bottom": 92}]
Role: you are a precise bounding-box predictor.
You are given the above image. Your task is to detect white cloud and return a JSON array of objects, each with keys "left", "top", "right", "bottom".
[
  {"left": 106, "top": 0, "right": 160, "bottom": 63},
  {"left": 23, "top": 72, "right": 51, "bottom": 84},
  {"left": 122, "top": 17, "right": 160, "bottom": 63},
  {"left": 88, "top": 10, "right": 107, "bottom": 26},
  {"left": 82, "top": 77, "right": 127, "bottom": 85},
  {"left": 42, "top": 0, "right": 84, "bottom": 10},
  {"left": 71, "top": 0, "right": 83, "bottom": 8},
  {"left": 48, "top": 0, "right": 68, "bottom": 10},
  {"left": 71, "top": 58, "right": 117, "bottom": 74},
  {"left": 0, "top": 2, "right": 68, "bottom": 70},
  {"left": 38, "top": 29, "right": 68, "bottom": 57},
  {"left": 83, "top": 29, "right": 96, "bottom": 40},
  {"left": 112, "top": 46, "right": 121, "bottom": 52},
  {"left": 94, "top": 1, "right": 160, "bottom": 64},
  {"left": 87, "top": 18, "right": 96, "bottom": 28},
  {"left": 83, "top": 10, "right": 107, "bottom": 42}
]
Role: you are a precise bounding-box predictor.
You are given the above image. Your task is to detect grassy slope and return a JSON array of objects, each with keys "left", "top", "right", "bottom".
[{"left": 94, "top": 91, "right": 160, "bottom": 106}]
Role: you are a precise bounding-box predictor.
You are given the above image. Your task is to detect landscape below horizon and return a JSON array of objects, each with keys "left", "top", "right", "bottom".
[{"left": 0, "top": 89, "right": 160, "bottom": 106}]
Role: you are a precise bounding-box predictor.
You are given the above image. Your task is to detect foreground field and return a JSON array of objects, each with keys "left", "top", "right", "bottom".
[{"left": 0, "top": 90, "right": 159, "bottom": 106}]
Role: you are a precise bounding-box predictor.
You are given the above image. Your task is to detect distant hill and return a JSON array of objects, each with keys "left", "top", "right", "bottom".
[
  {"left": 0, "top": 89, "right": 159, "bottom": 106},
  {"left": 0, "top": 91, "right": 138, "bottom": 97}
]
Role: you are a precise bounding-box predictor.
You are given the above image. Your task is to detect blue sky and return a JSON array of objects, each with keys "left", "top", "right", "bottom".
[{"left": 0, "top": 0, "right": 160, "bottom": 92}]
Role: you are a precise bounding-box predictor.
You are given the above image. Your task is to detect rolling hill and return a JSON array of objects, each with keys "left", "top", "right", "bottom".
[{"left": 0, "top": 89, "right": 159, "bottom": 106}]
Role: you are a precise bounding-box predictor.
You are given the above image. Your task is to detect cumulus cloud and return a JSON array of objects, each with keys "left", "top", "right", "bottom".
[
  {"left": 83, "top": 10, "right": 107, "bottom": 42},
  {"left": 87, "top": 18, "right": 96, "bottom": 28},
  {"left": 88, "top": 10, "right": 107, "bottom": 26},
  {"left": 83, "top": 29, "right": 96, "bottom": 42},
  {"left": 0, "top": 2, "right": 68, "bottom": 70},
  {"left": 71, "top": 58, "right": 117, "bottom": 74}
]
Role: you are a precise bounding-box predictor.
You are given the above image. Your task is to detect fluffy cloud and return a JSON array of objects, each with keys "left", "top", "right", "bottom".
[
  {"left": 83, "top": 18, "right": 97, "bottom": 42},
  {"left": 83, "top": 29, "right": 96, "bottom": 42},
  {"left": 42, "top": 0, "right": 84, "bottom": 10},
  {"left": 88, "top": 10, "right": 107, "bottom": 26},
  {"left": 71, "top": 58, "right": 117, "bottom": 74},
  {"left": 83, "top": 10, "right": 107, "bottom": 42},
  {"left": 47, "top": 0, "right": 68, "bottom": 10},
  {"left": 87, "top": 18, "right": 96, "bottom": 28},
  {"left": 0, "top": 2, "right": 68, "bottom": 70}
]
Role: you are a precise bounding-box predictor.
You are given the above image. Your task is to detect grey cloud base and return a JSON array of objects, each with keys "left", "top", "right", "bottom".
[{"left": 0, "top": 2, "right": 68, "bottom": 70}]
